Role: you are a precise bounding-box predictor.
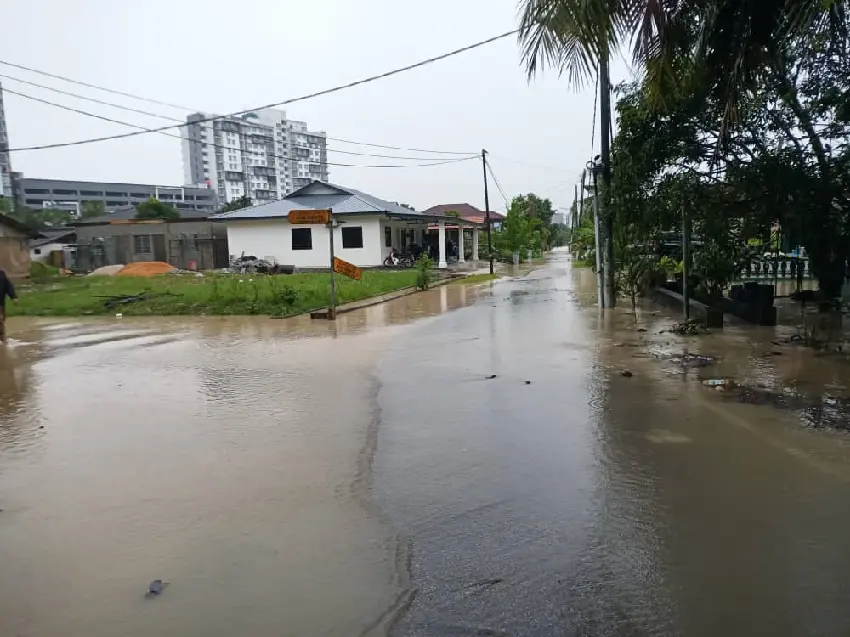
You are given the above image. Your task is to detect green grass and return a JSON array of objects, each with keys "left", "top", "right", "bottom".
[
  {"left": 9, "top": 270, "right": 419, "bottom": 317},
  {"left": 452, "top": 273, "right": 500, "bottom": 285}
]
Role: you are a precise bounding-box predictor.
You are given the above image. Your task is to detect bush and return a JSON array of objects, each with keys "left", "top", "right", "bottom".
[
  {"left": 416, "top": 254, "right": 434, "bottom": 290},
  {"left": 30, "top": 261, "right": 60, "bottom": 280}
]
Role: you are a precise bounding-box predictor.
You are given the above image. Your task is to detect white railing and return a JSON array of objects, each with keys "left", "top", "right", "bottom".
[{"left": 739, "top": 258, "right": 812, "bottom": 280}]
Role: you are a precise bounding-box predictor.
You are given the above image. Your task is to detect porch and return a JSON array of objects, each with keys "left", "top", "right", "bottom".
[{"left": 381, "top": 215, "right": 485, "bottom": 268}]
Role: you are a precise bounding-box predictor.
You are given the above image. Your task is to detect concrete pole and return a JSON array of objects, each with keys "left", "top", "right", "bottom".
[
  {"left": 438, "top": 221, "right": 447, "bottom": 268},
  {"left": 457, "top": 225, "right": 465, "bottom": 263},
  {"left": 472, "top": 228, "right": 480, "bottom": 261}
]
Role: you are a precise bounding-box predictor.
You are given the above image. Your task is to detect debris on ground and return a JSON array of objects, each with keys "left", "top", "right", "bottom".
[
  {"left": 101, "top": 293, "right": 159, "bottom": 309},
  {"left": 702, "top": 378, "right": 736, "bottom": 391},
  {"left": 670, "top": 353, "right": 716, "bottom": 368},
  {"left": 88, "top": 264, "right": 125, "bottom": 277},
  {"left": 145, "top": 579, "right": 168, "bottom": 597},
  {"left": 669, "top": 319, "right": 708, "bottom": 336},
  {"left": 118, "top": 261, "right": 177, "bottom": 277},
  {"left": 636, "top": 328, "right": 647, "bottom": 333}
]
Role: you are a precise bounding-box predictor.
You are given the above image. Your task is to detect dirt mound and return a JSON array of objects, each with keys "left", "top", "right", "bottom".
[
  {"left": 118, "top": 261, "right": 176, "bottom": 277},
  {"left": 88, "top": 264, "right": 125, "bottom": 277}
]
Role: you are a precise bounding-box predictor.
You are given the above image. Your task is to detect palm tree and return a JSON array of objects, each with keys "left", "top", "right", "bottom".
[{"left": 518, "top": 0, "right": 848, "bottom": 136}]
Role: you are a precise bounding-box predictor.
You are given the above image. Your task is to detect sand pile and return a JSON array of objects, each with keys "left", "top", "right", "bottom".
[
  {"left": 88, "top": 264, "right": 125, "bottom": 277},
  {"left": 118, "top": 261, "right": 177, "bottom": 276}
]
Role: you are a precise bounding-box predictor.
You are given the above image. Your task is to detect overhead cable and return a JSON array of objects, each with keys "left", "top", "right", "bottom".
[{"left": 3, "top": 29, "right": 517, "bottom": 153}]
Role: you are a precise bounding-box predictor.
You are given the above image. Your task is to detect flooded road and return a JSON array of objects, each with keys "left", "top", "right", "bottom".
[
  {"left": 4, "top": 258, "right": 850, "bottom": 636},
  {"left": 0, "top": 288, "right": 482, "bottom": 637},
  {"left": 376, "top": 254, "right": 850, "bottom": 636}
]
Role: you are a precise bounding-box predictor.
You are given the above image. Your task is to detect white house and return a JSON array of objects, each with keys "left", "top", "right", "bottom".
[
  {"left": 213, "top": 181, "right": 486, "bottom": 269},
  {"left": 29, "top": 228, "right": 77, "bottom": 265}
]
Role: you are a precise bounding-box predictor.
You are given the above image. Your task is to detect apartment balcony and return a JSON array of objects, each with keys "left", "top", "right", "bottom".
[
  {"left": 251, "top": 165, "right": 276, "bottom": 177},
  {"left": 219, "top": 121, "right": 240, "bottom": 133},
  {"left": 224, "top": 171, "right": 245, "bottom": 181},
  {"left": 252, "top": 189, "right": 276, "bottom": 199}
]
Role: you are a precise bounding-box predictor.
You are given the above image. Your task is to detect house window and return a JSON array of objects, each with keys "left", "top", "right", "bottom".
[
  {"left": 133, "top": 234, "right": 152, "bottom": 254},
  {"left": 33, "top": 248, "right": 41, "bottom": 255},
  {"left": 342, "top": 226, "right": 363, "bottom": 249},
  {"left": 291, "top": 228, "right": 312, "bottom": 250},
  {"left": 384, "top": 226, "right": 392, "bottom": 247}
]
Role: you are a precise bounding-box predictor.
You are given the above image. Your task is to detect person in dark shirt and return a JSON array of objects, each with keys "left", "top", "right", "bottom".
[{"left": 0, "top": 269, "right": 17, "bottom": 343}]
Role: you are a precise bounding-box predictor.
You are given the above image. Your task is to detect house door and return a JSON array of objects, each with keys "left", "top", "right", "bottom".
[{"left": 152, "top": 235, "right": 167, "bottom": 263}]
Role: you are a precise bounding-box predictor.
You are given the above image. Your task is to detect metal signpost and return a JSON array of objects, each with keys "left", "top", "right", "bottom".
[{"left": 327, "top": 209, "right": 337, "bottom": 319}]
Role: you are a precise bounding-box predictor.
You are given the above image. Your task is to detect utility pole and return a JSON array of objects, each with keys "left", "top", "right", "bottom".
[
  {"left": 589, "top": 161, "right": 604, "bottom": 308},
  {"left": 682, "top": 205, "right": 691, "bottom": 321},
  {"left": 482, "top": 149, "right": 494, "bottom": 275},
  {"left": 598, "top": 50, "right": 616, "bottom": 308}
]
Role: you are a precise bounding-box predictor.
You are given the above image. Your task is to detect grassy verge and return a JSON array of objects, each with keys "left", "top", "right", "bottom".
[
  {"left": 9, "top": 270, "right": 420, "bottom": 317},
  {"left": 452, "top": 273, "right": 500, "bottom": 285}
]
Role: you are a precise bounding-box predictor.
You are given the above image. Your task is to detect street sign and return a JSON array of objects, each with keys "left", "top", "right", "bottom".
[
  {"left": 333, "top": 257, "right": 362, "bottom": 281},
  {"left": 288, "top": 209, "right": 330, "bottom": 225}
]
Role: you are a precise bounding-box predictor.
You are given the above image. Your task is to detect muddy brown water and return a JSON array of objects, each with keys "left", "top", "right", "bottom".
[
  {"left": 0, "top": 284, "right": 484, "bottom": 637},
  {"left": 4, "top": 259, "right": 850, "bottom": 636}
]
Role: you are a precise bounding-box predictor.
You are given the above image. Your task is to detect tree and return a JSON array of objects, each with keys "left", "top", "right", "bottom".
[
  {"left": 81, "top": 201, "right": 105, "bottom": 219},
  {"left": 221, "top": 196, "right": 252, "bottom": 213},
  {"left": 494, "top": 197, "right": 541, "bottom": 260},
  {"left": 136, "top": 197, "right": 179, "bottom": 221},
  {"left": 0, "top": 198, "right": 70, "bottom": 230}
]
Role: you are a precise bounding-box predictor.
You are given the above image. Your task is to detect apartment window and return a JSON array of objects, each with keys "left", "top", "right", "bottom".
[
  {"left": 52, "top": 188, "right": 77, "bottom": 195},
  {"left": 133, "top": 234, "right": 152, "bottom": 254},
  {"left": 106, "top": 200, "right": 126, "bottom": 207},
  {"left": 130, "top": 193, "right": 147, "bottom": 198},
  {"left": 24, "top": 188, "right": 49, "bottom": 194},
  {"left": 384, "top": 226, "right": 392, "bottom": 247},
  {"left": 291, "top": 228, "right": 312, "bottom": 251},
  {"left": 80, "top": 190, "right": 103, "bottom": 196},
  {"left": 342, "top": 226, "right": 363, "bottom": 249}
]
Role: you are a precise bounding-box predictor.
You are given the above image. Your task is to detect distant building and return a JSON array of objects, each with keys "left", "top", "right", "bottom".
[
  {"left": 421, "top": 203, "right": 504, "bottom": 226},
  {"left": 181, "top": 108, "right": 328, "bottom": 205},
  {"left": 0, "top": 213, "right": 40, "bottom": 278},
  {"left": 16, "top": 177, "right": 218, "bottom": 216},
  {"left": 73, "top": 206, "right": 228, "bottom": 272},
  {"left": 30, "top": 228, "right": 77, "bottom": 265},
  {"left": 0, "top": 83, "right": 13, "bottom": 201}
]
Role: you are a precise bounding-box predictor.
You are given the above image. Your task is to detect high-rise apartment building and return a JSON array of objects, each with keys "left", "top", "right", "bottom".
[
  {"left": 0, "top": 83, "right": 14, "bottom": 200},
  {"left": 181, "top": 108, "right": 328, "bottom": 205}
]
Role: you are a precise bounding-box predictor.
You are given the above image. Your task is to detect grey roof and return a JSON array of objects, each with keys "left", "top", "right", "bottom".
[
  {"left": 211, "top": 198, "right": 310, "bottom": 220},
  {"left": 74, "top": 205, "right": 210, "bottom": 225},
  {"left": 30, "top": 228, "right": 76, "bottom": 247},
  {"left": 211, "top": 181, "right": 450, "bottom": 221}
]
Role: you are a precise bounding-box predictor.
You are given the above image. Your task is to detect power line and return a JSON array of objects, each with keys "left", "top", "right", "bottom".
[
  {"left": 3, "top": 87, "right": 478, "bottom": 169},
  {"left": 484, "top": 159, "right": 510, "bottom": 206},
  {"left": 3, "top": 29, "right": 517, "bottom": 153},
  {"left": 0, "top": 73, "right": 472, "bottom": 161}
]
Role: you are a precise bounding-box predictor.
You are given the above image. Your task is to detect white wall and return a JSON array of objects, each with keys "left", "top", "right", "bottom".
[
  {"left": 30, "top": 242, "right": 66, "bottom": 263},
  {"left": 226, "top": 215, "right": 387, "bottom": 268}
]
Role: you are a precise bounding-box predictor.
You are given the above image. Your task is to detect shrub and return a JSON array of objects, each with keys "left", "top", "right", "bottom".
[{"left": 416, "top": 254, "right": 434, "bottom": 290}]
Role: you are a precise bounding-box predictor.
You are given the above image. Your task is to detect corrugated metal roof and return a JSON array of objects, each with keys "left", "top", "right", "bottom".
[
  {"left": 75, "top": 205, "right": 210, "bottom": 225},
  {"left": 211, "top": 198, "right": 312, "bottom": 220},
  {"left": 211, "top": 181, "right": 428, "bottom": 220}
]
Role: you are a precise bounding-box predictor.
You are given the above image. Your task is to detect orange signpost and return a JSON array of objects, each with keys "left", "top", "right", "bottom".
[
  {"left": 288, "top": 209, "right": 331, "bottom": 225},
  {"left": 333, "top": 257, "right": 362, "bottom": 281}
]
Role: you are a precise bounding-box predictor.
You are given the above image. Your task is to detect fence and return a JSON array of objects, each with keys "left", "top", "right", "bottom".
[
  {"left": 74, "top": 236, "right": 229, "bottom": 272},
  {"left": 738, "top": 257, "right": 812, "bottom": 282}
]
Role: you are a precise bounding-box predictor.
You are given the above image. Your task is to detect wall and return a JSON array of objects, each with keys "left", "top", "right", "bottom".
[
  {"left": 225, "top": 215, "right": 385, "bottom": 268},
  {"left": 75, "top": 220, "right": 226, "bottom": 269},
  {"left": 0, "top": 221, "right": 30, "bottom": 278},
  {"left": 30, "top": 242, "right": 66, "bottom": 263}
]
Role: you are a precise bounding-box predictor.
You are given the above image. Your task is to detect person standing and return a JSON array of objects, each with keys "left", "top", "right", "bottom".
[{"left": 0, "top": 269, "right": 17, "bottom": 343}]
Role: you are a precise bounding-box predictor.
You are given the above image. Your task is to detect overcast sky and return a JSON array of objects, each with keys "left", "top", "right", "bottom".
[{"left": 1, "top": 0, "right": 630, "bottom": 213}]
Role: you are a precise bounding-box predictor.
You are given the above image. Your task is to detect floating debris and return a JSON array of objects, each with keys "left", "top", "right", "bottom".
[
  {"left": 621, "top": 370, "right": 633, "bottom": 378},
  {"left": 669, "top": 319, "right": 708, "bottom": 336},
  {"left": 670, "top": 353, "right": 716, "bottom": 368},
  {"left": 146, "top": 579, "right": 168, "bottom": 597},
  {"left": 485, "top": 374, "right": 497, "bottom": 380}
]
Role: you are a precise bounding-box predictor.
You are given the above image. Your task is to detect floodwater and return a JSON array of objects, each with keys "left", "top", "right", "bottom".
[
  {"left": 376, "top": 254, "right": 850, "bottom": 636},
  {"left": 4, "top": 258, "right": 850, "bottom": 636},
  {"left": 0, "top": 286, "right": 483, "bottom": 637}
]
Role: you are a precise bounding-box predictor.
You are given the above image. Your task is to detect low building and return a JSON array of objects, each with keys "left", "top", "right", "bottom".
[
  {"left": 214, "top": 181, "right": 485, "bottom": 269},
  {"left": 0, "top": 213, "right": 40, "bottom": 278},
  {"left": 421, "top": 203, "right": 504, "bottom": 226},
  {"left": 29, "top": 228, "right": 77, "bottom": 266},
  {"left": 16, "top": 177, "right": 219, "bottom": 216},
  {"left": 73, "top": 206, "right": 228, "bottom": 271}
]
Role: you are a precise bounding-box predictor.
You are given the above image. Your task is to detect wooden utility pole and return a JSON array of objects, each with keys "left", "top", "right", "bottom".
[
  {"left": 598, "top": 51, "right": 616, "bottom": 308},
  {"left": 682, "top": 206, "right": 691, "bottom": 321},
  {"left": 482, "top": 149, "right": 494, "bottom": 275}
]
